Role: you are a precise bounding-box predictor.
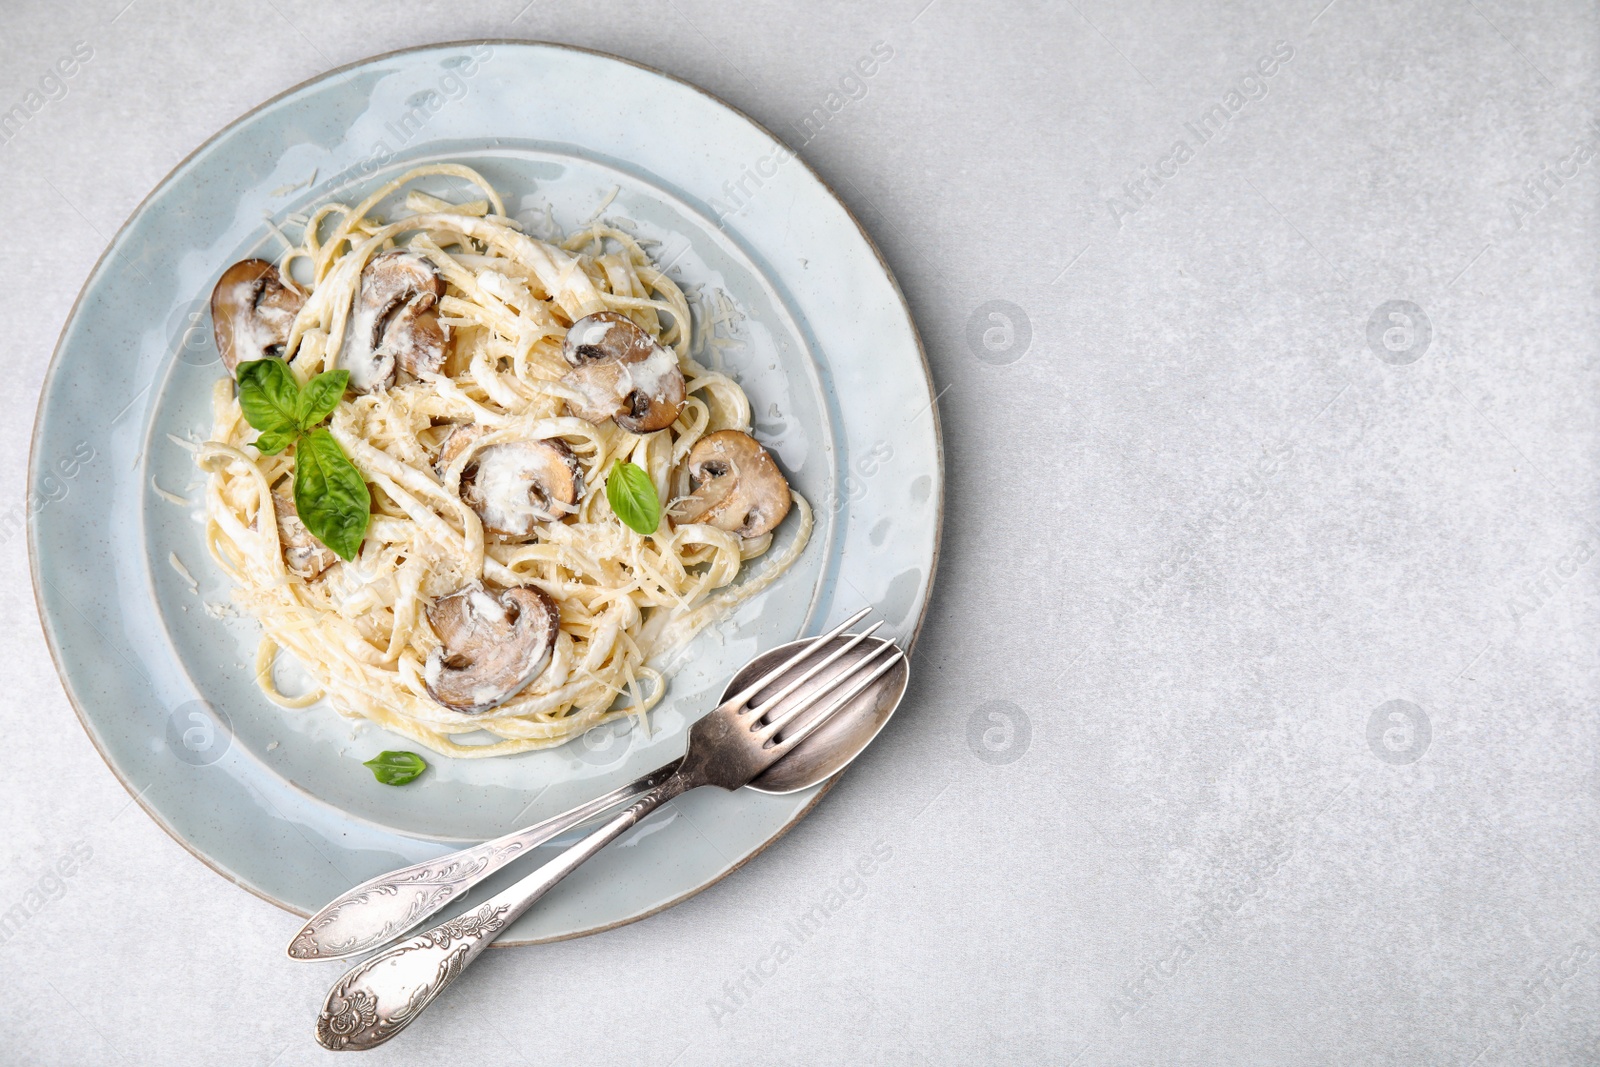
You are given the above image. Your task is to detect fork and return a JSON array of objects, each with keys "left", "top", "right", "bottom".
[
  {"left": 288, "top": 607, "right": 880, "bottom": 963},
  {"left": 314, "top": 615, "right": 904, "bottom": 1050}
]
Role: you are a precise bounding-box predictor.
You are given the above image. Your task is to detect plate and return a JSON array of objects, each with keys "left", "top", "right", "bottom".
[{"left": 29, "top": 40, "right": 941, "bottom": 944}]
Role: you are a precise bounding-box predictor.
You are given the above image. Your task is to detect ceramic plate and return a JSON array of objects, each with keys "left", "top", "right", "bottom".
[{"left": 29, "top": 40, "right": 941, "bottom": 943}]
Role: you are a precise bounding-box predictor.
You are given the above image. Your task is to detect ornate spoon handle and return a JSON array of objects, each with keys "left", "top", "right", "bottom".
[
  {"left": 288, "top": 760, "right": 682, "bottom": 961},
  {"left": 316, "top": 773, "right": 694, "bottom": 1051}
]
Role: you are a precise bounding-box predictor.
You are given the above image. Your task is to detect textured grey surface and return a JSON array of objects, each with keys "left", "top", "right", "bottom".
[{"left": 3, "top": 0, "right": 1598, "bottom": 1064}]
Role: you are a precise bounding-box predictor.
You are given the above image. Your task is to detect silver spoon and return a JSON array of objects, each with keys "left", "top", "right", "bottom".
[
  {"left": 313, "top": 617, "right": 908, "bottom": 1050},
  {"left": 288, "top": 607, "right": 896, "bottom": 962}
]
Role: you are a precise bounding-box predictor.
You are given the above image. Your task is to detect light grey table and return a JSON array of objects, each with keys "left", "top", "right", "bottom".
[{"left": 3, "top": 1, "right": 1596, "bottom": 1064}]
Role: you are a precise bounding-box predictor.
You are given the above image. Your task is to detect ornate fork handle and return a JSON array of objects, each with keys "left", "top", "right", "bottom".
[
  {"left": 288, "top": 760, "right": 682, "bottom": 961},
  {"left": 317, "top": 773, "right": 696, "bottom": 1051}
]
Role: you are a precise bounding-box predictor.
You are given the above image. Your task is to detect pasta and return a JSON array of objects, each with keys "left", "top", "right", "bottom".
[{"left": 194, "top": 165, "right": 811, "bottom": 758}]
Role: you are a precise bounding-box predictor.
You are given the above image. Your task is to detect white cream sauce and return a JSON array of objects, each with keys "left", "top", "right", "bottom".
[
  {"left": 619, "top": 344, "right": 680, "bottom": 401},
  {"left": 475, "top": 269, "right": 526, "bottom": 308}
]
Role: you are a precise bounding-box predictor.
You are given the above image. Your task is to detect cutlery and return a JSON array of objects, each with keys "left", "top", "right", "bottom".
[
  {"left": 288, "top": 607, "right": 885, "bottom": 962},
  {"left": 313, "top": 613, "right": 906, "bottom": 1050},
  {"left": 286, "top": 760, "right": 681, "bottom": 961}
]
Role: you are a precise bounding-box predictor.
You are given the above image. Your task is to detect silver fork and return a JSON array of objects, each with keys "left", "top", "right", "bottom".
[
  {"left": 289, "top": 607, "right": 881, "bottom": 963},
  {"left": 314, "top": 619, "right": 905, "bottom": 1051}
]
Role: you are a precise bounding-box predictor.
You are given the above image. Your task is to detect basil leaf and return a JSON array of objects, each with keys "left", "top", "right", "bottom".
[
  {"left": 254, "top": 428, "right": 297, "bottom": 456},
  {"left": 363, "top": 750, "right": 427, "bottom": 786},
  {"left": 293, "top": 428, "right": 371, "bottom": 561},
  {"left": 606, "top": 461, "right": 660, "bottom": 535},
  {"left": 236, "top": 358, "right": 301, "bottom": 435},
  {"left": 296, "top": 369, "right": 349, "bottom": 430}
]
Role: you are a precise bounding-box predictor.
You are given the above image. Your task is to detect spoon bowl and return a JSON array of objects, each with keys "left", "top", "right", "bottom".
[{"left": 737, "top": 634, "right": 910, "bottom": 795}]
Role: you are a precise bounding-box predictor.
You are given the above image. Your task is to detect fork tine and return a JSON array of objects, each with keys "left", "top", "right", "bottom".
[
  {"left": 757, "top": 639, "right": 897, "bottom": 740},
  {"left": 769, "top": 649, "right": 905, "bottom": 752},
  {"left": 722, "top": 606, "right": 872, "bottom": 711},
  {"left": 744, "top": 621, "right": 886, "bottom": 723}
]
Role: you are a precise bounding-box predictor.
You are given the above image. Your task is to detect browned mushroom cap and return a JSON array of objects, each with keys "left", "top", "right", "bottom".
[
  {"left": 270, "top": 488, "right": 338, "bottom": 579},
  {"left": 210, "top": 259, "right": 304, "bottom": 373},
  {"left": 423, "top": 584, "right": 560, "bottom": 712},
  {"left": 671, "top": 430, "right": 793, "bottom": 538},
  {"left": 435, "top": 424, "right": 584, "bottom": 540},
  {"left": 341, "top": 250, "right": 448, "bottom": 393},
  {"left": 559, "top": 312, "right": 686, "bottom": 433}
]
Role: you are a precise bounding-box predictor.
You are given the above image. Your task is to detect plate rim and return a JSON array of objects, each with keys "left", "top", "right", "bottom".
[{"left": 27, "top": 37, "right": 944, "bottom": 946}]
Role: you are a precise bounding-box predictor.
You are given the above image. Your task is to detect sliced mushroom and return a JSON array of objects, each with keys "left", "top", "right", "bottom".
[
  {"left": 211, "top": 259, "right": 304, "bottom": 373},
  {"left": 436, "top": 424, "right": 583, "bottom": 540},
  {"left": 270, "top": 488, "right": 338, "bottom": 579},
  {"left": 559, "top": 311, "right": 686, "bottom": 433},
  {"left": 340, "top": 250, "right": 448, "bottom": 393},
  {"left": 670, "top": 430, "right": 792, "bottom": 538},
  {"left": 433, "top": 422, "right": 489, "bottom": 476},
  {"left": 423, "top": 584, "right": 559, "bottom": 712}
]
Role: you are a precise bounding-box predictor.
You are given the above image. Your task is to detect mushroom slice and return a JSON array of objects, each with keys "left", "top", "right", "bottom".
[
  {"left": 423, "top": 585, "right": 560, "bottom": 713},
  {"left": 461, "top": 439, "right": 584, "bottom": 540},
  {"left": 559, "top": 311, "right": 686, "bottom": 433},
  {"left": 211, "top": 259, "right": 304, "bottom": 373},
  {"left": 435, "top": 424, "right": 583, "bottom": 539},
  {"left": 340, "top": 250, "right": 448, "bottom": 393},
  {"left": 670, "top": 430, "right": 793, "bottom": 538},
  {"left": 433, "top": 422, "right": 490, "bottom": 477},
  {"left": 270, "top": 488, "right": 338, "bottom": 580}
]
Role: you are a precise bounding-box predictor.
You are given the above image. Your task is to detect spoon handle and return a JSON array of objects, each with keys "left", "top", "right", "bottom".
[
  {"left": 287, "top": 759, "right": 682, "bottom": 961},
  {"left": 316, "top": 773, "right": 694, "bottom": 1051}
]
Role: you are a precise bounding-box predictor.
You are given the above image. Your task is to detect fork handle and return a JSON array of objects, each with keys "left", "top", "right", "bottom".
[
  {"left": 315, "top": 771, "right": 695, "bottom": 1051},
  {"left": 288, "top": 759, "right": 683, "bottom": 961}
]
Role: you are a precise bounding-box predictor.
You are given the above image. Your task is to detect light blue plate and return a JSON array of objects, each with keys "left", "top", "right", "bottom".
[{"left": 29, "top": 41, "right": 941, "bottom": 944}]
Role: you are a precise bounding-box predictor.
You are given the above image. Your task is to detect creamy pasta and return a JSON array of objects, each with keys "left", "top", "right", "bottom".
[{"left": 193, "top": 164, "right": 810, "bottom": 758}]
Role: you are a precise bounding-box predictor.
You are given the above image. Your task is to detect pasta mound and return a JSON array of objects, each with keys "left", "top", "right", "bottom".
[{"left": 195, "top": 164, "right": 810, "bottom": 758}]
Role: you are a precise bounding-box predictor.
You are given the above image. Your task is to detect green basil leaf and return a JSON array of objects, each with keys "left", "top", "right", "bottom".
[
  {"left": 254, "top": 428, "right": 297, "bottom": 456},
  {"left": 362, "top": 750, "right": 427, "bottom": 786},
  {"left": 606, "top": 461, "right": 660, "bottom": 535},
  {"left": 293, "top": 427, "right": 371, "bottom": 561},
  {"left": 236, "top": 358, "right": 301, "bottom": 435},
  {"left": 296, "top": 369, "right": 349, "bottom": 431}
]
